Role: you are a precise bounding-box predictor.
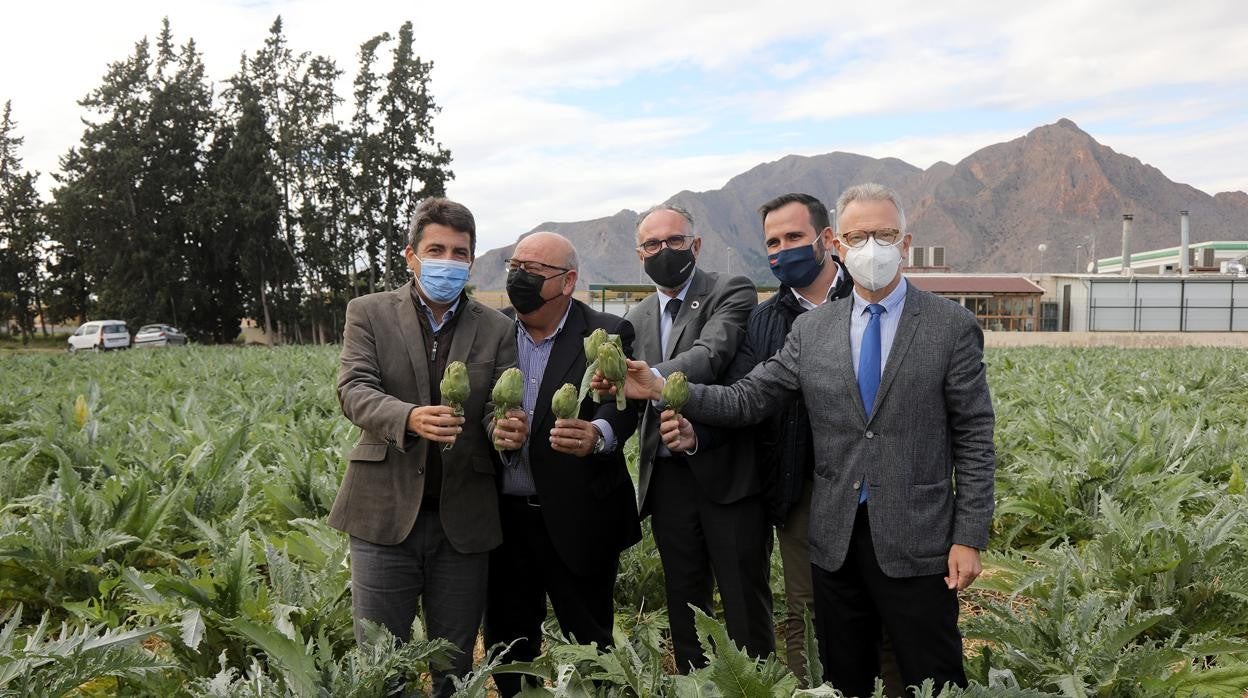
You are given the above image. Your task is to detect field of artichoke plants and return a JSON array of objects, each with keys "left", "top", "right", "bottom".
[{"left": 2, "top": 345, "right": 1247, "bottom": 697}]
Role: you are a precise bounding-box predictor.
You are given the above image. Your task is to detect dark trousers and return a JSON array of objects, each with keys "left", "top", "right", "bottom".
[
  {"left": 811, "top": 504, "right": 966, "bottom": 697},
  {"left": 349, "top": 511, "right": 488, "bottom": 698},
  {"left": 485, "top": 495, "right": 620, "bottom": 697},
  {"left": 649, "top": 456, "right": 774, "bottom": 672}
]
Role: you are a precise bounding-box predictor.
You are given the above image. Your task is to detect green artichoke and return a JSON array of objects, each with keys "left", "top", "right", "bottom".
[
  {"left": 440, "top": 361, "right": 470, "bottom": 416},
  {"left": 584, "top": 328, "right": 610, "bottom": 360},
  {"left": 597, "top": 341, "right": 628, "bottom": 411},
  {"left": 662, "top": 371, "right": 689, "bottom": 417},
  {"left": 583, "top": 328, "right": 611, "bottom": 404},
  {"left": 491, "top": 367, "right": 525, "bottom": 424},
  {"left": 551, "top": 383, "right": 580, "bottom": 421}
]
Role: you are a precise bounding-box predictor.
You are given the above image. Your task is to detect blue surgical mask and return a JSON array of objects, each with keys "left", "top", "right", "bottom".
[
  {"left": 767, "top": 242, "right": 825, "bottom": 289},
  {"left": 415, "top": 258, "right": 471, "bottom": 304}
]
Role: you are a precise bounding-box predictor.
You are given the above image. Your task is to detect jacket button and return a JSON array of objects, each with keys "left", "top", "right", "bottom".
[
  {"left": 417, "top": 467, "right": 425, "bottom": 475},
  {"left": 852, "top": 480, "right": 861, "bottom": 490},
  {"left": 865, "top": 430, "right": 875, "bottom": 439}
]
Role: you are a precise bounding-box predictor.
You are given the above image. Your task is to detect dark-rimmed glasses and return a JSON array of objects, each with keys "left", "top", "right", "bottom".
[
  {"left": 637, "top": 235, "right": 695, "bottom": 255},
  {"left": 505, "top": 258, "right": 571, "bottom": 277}
]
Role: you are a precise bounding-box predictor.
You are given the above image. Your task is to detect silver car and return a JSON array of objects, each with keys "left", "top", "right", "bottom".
[{"left": 133, "top": 324, "right": 188, "bottom": 348}]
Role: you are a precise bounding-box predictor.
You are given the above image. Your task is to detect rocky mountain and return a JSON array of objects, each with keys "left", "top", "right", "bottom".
[{"left": 469, "top": 119, "right": 1248, "bottom": 288}]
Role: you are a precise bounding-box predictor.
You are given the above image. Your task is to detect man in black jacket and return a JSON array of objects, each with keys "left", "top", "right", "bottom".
[{"left": 488, "top": 232, "right": 641, "bottom": 696}]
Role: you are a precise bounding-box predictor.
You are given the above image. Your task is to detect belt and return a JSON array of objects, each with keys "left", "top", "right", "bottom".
[{"left": 502, "top": 493, "right": 541, "bottom": 508}]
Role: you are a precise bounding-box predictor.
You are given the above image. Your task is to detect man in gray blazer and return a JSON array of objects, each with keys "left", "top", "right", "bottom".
[
  {"left": 329, "top": 198, "right": 517, "bottom": 697},
  {"left": 616, "top": 184, "right": 995, "bottom": 694},
  {"left": 615, "top": 204, "right": 771, "bottom": 671}
]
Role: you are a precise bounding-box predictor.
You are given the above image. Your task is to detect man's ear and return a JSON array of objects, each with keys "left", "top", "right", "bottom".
[{"left": 832, "top": 236, "right": 848, "bottom": 259}]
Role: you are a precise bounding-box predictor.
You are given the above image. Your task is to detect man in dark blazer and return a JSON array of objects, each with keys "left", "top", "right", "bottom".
[
  {"left": 486, "top": 232, "right": 641, "bottom": 696},
  {"left": 624, "top": 184, "right": 996, "bottom": 694},
  {"left": 330, "top": 198, "right": 517, "bottom": 697},
  {"left": 617, "top": 203, "right": 770, "bottom": 671},
  {"left": 674, "top": 193, "right": 869, "bottom": 685}
]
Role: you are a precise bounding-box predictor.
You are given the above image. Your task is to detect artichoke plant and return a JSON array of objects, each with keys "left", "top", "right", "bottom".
[
  {"left": 551, "top": 383, "right": 580, "bottom": 421},
  {"left": 439, "top": 361, "right": 471, "bottom": 451},
  {"left": 597, "top": 341, "right": 629, "bottom": 411},
  {"left": 440, "top": 361, "right": 470, "bottom": 416},
  {"left": 582, "top": 328, "right": 611, "bottom": 403},
  {"left": 491, "top": 368, "right": 526, "bottom": 452},
  {"left": 662, "top": 371, "right": 689, "bottom": 418}
]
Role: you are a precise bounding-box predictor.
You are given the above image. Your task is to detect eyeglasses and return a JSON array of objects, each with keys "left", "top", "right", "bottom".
[
  {"left": 839, "top": 228, "right": 903, "bottom": 248},
  {"left": 637, "top": 234, "right": 695, "bottom": 255},
  {"left": 504, "top": 258, "right": 571, "bottom": 277}
]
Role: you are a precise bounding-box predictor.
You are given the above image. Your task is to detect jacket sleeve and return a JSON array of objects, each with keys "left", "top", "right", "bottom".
[
  {"left": 590, "top": 318, "right": 640, "bottom": 443},
  {"left": 682, "top": 315, "right": 803, "bottom": 428},
  {"left": 687, "top": 308, "right": 765, "bottom": 451},
  {"left": 944, "top": 316, "right": 996, "bottom": 550},
  {"left": 652, "top": 274, "right": 755, "bottom": 384},
  {"left": 337, "top": 298, "right": 419, "bottom": 451}
]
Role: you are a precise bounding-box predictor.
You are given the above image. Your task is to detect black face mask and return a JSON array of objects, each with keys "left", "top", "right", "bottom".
[
  {"left": 506, "top": 267, "right": 561, "bottom": 314},
  {"left": 644, "top": 247, "right": 696, "bottom": 289}
]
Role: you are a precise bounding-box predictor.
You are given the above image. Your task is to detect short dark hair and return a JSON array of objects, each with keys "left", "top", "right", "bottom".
[
  {"left": 758, "top": 193, "right": 831, "bottom": 233},
  {"left": 409, "top": 198, "right": 477, "bottom": 256}
]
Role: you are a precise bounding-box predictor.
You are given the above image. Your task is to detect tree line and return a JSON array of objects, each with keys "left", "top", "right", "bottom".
[{"left": 0, "top": 17, "right": 451, "bottom": 345}]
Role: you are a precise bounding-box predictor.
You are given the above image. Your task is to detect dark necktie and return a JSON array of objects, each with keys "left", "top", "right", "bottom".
[
  {"left": 858, "top": 303, "right": 884, "bottom": 503},
  {"left": 660, "top": 298, "right": 682, "bottom": 355},
  {"left": 667, "top": 298, "right": 682, "bottom": 321}
]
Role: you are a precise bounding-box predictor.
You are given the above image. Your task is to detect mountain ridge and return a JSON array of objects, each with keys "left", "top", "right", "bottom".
[{"left": 469, "top": 120, "right": 1247, "bottom": 289}]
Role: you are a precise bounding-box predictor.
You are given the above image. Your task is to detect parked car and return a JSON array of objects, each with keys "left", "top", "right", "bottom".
[
  {"left": 67, "top": 321, "right": 131, "bottom": 352},
  {"left": 133, "top": 324, "right": 188, "bottom": 348}
]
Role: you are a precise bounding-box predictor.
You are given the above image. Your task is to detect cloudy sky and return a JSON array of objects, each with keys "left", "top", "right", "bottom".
[{"left": 4, "top": 1, "right": 1246, "bottom": 252}]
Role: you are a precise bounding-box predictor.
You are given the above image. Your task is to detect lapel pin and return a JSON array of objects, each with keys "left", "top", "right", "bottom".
[{"left": 689, "top": 300, "right": 700, "bottom": 310}]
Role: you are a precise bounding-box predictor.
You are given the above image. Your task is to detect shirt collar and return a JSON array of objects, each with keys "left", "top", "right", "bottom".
[
  {"left": 852, "top": 276, "right": 908, "bottom": 316},
  {"left": 517, "top": 299, "right": 573, "bottom": 345},
  {"left": 412, "top": 285, "right": 462, "bottom": 327},
  {"left": 790, "top": 262, "right": 845, "bottom": 311},
  {"left": 656, "top": 273, "right": 694, "bottom": 313}
]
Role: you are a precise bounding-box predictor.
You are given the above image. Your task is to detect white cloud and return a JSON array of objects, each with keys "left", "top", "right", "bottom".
[{"left": 3, "top": 0, "right": 1245, "bottom": 260}]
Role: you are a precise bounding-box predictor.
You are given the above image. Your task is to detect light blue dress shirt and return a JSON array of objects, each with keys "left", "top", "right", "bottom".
[{"left": 849, "top": 277, "right": 908, "bottom": 386}]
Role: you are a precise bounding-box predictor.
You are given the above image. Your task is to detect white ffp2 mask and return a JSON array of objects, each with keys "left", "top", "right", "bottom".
[{"left": 844, "top": 241, "right": 903, "bottom": 291}]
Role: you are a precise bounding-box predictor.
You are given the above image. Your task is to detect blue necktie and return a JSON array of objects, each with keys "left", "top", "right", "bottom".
[{"left": 858, "top": 304, "right": 884, "bottom": 503}]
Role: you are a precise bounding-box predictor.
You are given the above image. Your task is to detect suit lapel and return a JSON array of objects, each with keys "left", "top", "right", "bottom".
[
  {"left": 830, "top": 300, "right": 868, "bottom": 425},
  {"left": 634, "top": 295, "right": 661, "bottom": 364},
  {"left": 665, "top": 269, "right": 709, "bottom": 361},
  {"left": 445, "top": 298, "right": 480, "bottom": 365},
  {"left": 532, "top": 302, "right": 588, "bottom": 432},
  {"left": 392, "top": 283, "right": 432, "bottom": 405},
  {"left": 869, "top": 283, "right": 923, "bottom": 421}
]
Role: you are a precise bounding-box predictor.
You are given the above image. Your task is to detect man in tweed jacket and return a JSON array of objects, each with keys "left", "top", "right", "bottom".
[{"left": 611, "top": 184, "right": 995, "bottom": 695}]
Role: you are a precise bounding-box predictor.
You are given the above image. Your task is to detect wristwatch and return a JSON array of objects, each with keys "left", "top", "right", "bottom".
[{"left": 591, "top": 426, "right": 607, "bottom": 454}]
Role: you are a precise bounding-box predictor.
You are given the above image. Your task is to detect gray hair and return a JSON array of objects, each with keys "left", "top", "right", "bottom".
[
  {"left": 636, "top": 203, "right": 695, "bottom": 241},
  {"left": 835, "top": 183, "right": 907, "bottom": 233}
]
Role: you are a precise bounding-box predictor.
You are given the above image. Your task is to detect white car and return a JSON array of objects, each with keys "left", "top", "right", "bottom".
[
  {"left": 67, "top": 321, "right": 131, "bottom": 352},
  {"left": 133, "top": 324, "right": 188, "bottom": 348}
]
